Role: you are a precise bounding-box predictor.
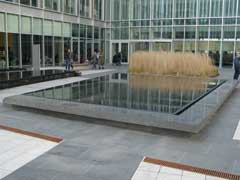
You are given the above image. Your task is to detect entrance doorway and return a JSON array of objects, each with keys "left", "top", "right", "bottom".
[{"left": 111, "top": 42, "right": 129, "bottom": 64}]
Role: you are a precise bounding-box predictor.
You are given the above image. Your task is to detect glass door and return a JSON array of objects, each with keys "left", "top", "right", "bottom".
[
  {"left": 121, "top": 43, "right": 128, "bottom": 63},
  {"left": 73, "top": 39, "right": 79, "bottom": 63},
  {"left": 112, "top": 43, "right": 119, "bottom": 64}
]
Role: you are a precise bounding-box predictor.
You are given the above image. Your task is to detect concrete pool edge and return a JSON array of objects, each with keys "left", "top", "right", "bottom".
[{"left": 3, "top": 80, "right": 237, "bottom": 133}]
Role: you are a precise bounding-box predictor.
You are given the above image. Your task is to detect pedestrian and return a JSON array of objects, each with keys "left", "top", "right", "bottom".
[
  {"left": 233, "top": 52, "right": 240, "bottom": 80},
  {"left": 99, "top": 49, "right": 104, "bottom": 69},
  {"left": 117, "top": 51, "right": 122, "bottom": 66},
  {"left": 65, "top": 49, "right": 72, "bottom": 71},
  {"left": 92, "top": 50, "right": 97, "bottom": 69},
  {"left": 96, "top": 49, "right": 100, "bottom": 69}
]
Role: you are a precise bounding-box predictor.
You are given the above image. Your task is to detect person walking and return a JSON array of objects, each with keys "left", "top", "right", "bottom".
[
  {"left": 99, "top": 49, "right": 104, "bottom": 69},
  {"left": 65, "top": 49, "right": 72, "bottom": 71},
  {"left": 117, "top": 51, "right": 122, "bottom": 66},
  {"left": 234, "top": 52, "right": 240, "bottom": 80},
  {"left": 96, "top": 49, "right": 100, "bottom": 69}
]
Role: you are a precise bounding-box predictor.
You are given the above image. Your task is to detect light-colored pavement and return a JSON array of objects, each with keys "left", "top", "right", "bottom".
[
  {"left": 132, "top": 160, "right": 227, "bottom": 180},
  {"left": 0, "top": 129, "right": 58, "bottom": 180}
]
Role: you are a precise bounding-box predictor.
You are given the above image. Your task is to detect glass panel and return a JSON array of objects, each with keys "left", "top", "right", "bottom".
[
  {"left": 198, "top": 26, "right": 209, "bottom": 39},
  {"left": 197, "top": 41, "right": 208, "bottom": 54},
  {"left": 54, "top": 37, "right": 63, "bottom": 66},
  {"left": 0, "top": 32, "right": 6, "bottom": 69},
  {"left": 7, "top": 15, "right": 19, "bottom": 33},
  {"left": 43, "top": 20, "right": 53, "bottom": 36},
  {"left": 72, "top": 24, "right": 79, "bottom": 37},
  {"left": 33, "top": 18, "right": 42, "bottom": 35},
  {"left": 198, "top": 0, "right": 210, "bottom": 17},
  {"left": 121, "top": 43, "right": 128, "bottom": 63},
  {"left": 87, "top": 41, "right": 92, "bottom": 60},
  {"left": 236, "top": 41, "right": 240, "bottom": 56},
  {"left": 32, "top": 0, "right": 37, "bottom": 7},
  {"left": 21, "top": 16, "right": 31, "bottom": 34},
  {"left": 237, "top": 26, "right": 240, "bottom": 39},
  {"left": 186, "top": 0, "right": 197, "bottom": 17},
  {"left": 20, "top": 0, "right": 30, "bottom": 5},
  {"left": 140, "top": 27, "right": 149, "bottom": 39},
  {"left": 105, "top": 0, "right": 110, "bottom": 20},
  {"left": 224, "top": 0, "right": 237, "bottom": 17},
  {"left": 73, "top": 39, "right": 78, "bottom": 62},
  {"left": 210, "top": 26, "right": 221, "bottom": 39},
  {"left": 80, "top": 24, "right": 86, "bottom": 38},
  {"left": 131, "top": 27, "right": 140, "bottom": 39},
  {"left": 64, "top": 0, "right": 75, "bottom": 14},
  {"left": 112, "top": 0, "right": 120, "bottom": 20},
  {"left": 121, "top": 28, "right": 129, "bottom": 39},
  {"left": 175, "top": 0, "right": 185, "bottom": 18},
  {"left": 184, "top": 41, "right": 195, "bottom": 53},
  {"left": 94, "top": 27, "right": 99, "bottom": 39},
  {"left": 87, "top": 26, "right": 93, "bottom": 39},
  {"left": 44, "top": 36, "right": 53, "bottom": 66},
  {"left": 0, "top": 13, "right": 5, "bottom": 32},
  {"left": 111, "top": 28, "right": 120, "bottom": 40},
  {"left": 64, "top": 37, "right": 71, "bottom": 61},
  {"left": 80, "top": 39, "right": 86, "bottom": 63},
  {"left": 211, "top": 0, "right": 223, "bottom": 17},
  {"left": 63, "top": 23, "right": 71, "bottom": 37},
  {"left": 132, "top": 0, "right": 141, "bottom": 20},
  {"left": 209, "top": 41, "right": 220, "bottom": 66},
  {"left": 131, "top": 42, "right": 149, "bottom": 52},
  {"left": 222, "top": 41, "right": 234, "bottom": 67},
  {"left": 174, "top": 41, "right": 183, "bottom": 52},
  {"left": 21, "top": 35, "right": 32, "bottom": 66},
  {"left": 153, "top": 42, "right": 171, "bottom": 51},
  {"left": 141, "top": 0, "right": 150, "bottom": 19},
  {"left": 223, "top": 26, "right": 235, "bottom": 39},
  {"left": 162, "top": 27, "right": 172, "bottom": 39},
  {"left": 8, "top": 33, "right": 20, "bottom": 67},
  {"left": 33, "top": 35, "right": 43, "bottom": 66},
  {"left": 175, "top": 27, "right": 184, "bottom": 39},
  {"left": 121, "top": 0, "right": 129, "bottom": 20},
  {"left": 53, "top": 21, "right": 62, "bottom": 36},
  {"left": 94, "top": 0, "right": 102, "bottom": 20},
  {"left": 185, "top": 26, "right": 196, "bottom": 39},
  {"left": 45, "top": 0, "right": 52, "bottom": 9}
]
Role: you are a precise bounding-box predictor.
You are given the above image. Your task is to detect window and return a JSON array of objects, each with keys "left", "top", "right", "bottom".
[
  {"left": 21, "top": 16, "right": 31, "bottom": 34},
  {"left": 33, "top": 18, "right": 42, "bottom": 35},
  {"left": 0, "top": 13, "right": 5, "bottom": 32},
  {"left": 43, "top": 20, "right": 53, "bottom": 36},
  {"left": 53, "top": 21, "right": 62, "bottom": 36},
  {"left": 7, "top": 15, "right": 19, "bottom": 33}
]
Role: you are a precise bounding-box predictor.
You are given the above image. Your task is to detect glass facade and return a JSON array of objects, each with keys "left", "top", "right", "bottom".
[
  {"left": 109, "top": 0, "right": 240, "bottom": 67},
  {"left": 1, "top": 0, "right": 240, "bottom": 68}
]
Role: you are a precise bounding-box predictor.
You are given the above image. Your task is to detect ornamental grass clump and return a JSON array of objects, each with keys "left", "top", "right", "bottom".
[{"left": 128, "top": 51, "right": 219, "bottom": 77}]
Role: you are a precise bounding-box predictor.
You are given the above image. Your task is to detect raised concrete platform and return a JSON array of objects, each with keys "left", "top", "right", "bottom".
[{"left": 3, "top": 73, "right": 237, "bottom": 133}]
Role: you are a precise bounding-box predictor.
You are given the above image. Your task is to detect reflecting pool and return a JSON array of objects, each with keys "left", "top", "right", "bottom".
[{"left": 27, "top": 73, "right": 225, "bottom": 115}]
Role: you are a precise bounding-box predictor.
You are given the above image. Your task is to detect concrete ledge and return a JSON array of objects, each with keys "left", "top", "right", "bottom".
[{"left": 3, "top": 79, "right": 237, "bottom": 133}]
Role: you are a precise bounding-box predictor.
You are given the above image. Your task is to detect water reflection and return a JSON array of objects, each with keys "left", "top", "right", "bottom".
[{"left": 28, "top": 73, "right": 224, "bottom": 114}]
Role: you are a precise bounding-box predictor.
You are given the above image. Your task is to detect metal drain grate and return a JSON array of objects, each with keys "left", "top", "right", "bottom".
[
  {"left": 144, "top": 157, "right": 240, "bottom": 180},
  {"left": 0, "top": 125, "right": 63, "bottom": 143}
]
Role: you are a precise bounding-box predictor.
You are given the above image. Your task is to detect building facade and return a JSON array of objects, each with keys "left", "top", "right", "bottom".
[
  {"left": 0, "top": 0, "right": 110, "bottom": 69},
  {"left": 0, "top": 0, "right": 240, "bottom": 69}
]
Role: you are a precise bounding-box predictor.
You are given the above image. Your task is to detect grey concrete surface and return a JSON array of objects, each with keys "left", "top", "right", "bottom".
[{"left": 0, "top": 67, "right": 240, "bottom": 180}]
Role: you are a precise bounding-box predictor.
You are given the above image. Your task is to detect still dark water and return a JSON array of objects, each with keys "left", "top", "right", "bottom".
[
  {"left": 0, "top": 70, "right": 68, "bottom": 82},
  {"left": 27, "top": 73, "right": 225, "bottom": 114}
]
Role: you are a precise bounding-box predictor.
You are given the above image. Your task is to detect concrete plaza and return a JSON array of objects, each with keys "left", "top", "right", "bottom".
[{"left": 0, "top": 68, "right": 240, "bottom": 180}]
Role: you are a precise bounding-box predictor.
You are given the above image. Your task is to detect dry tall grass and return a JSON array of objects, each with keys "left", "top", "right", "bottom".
[{"left": 128, "top": 51, "right": 219, "bottom": 77}]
